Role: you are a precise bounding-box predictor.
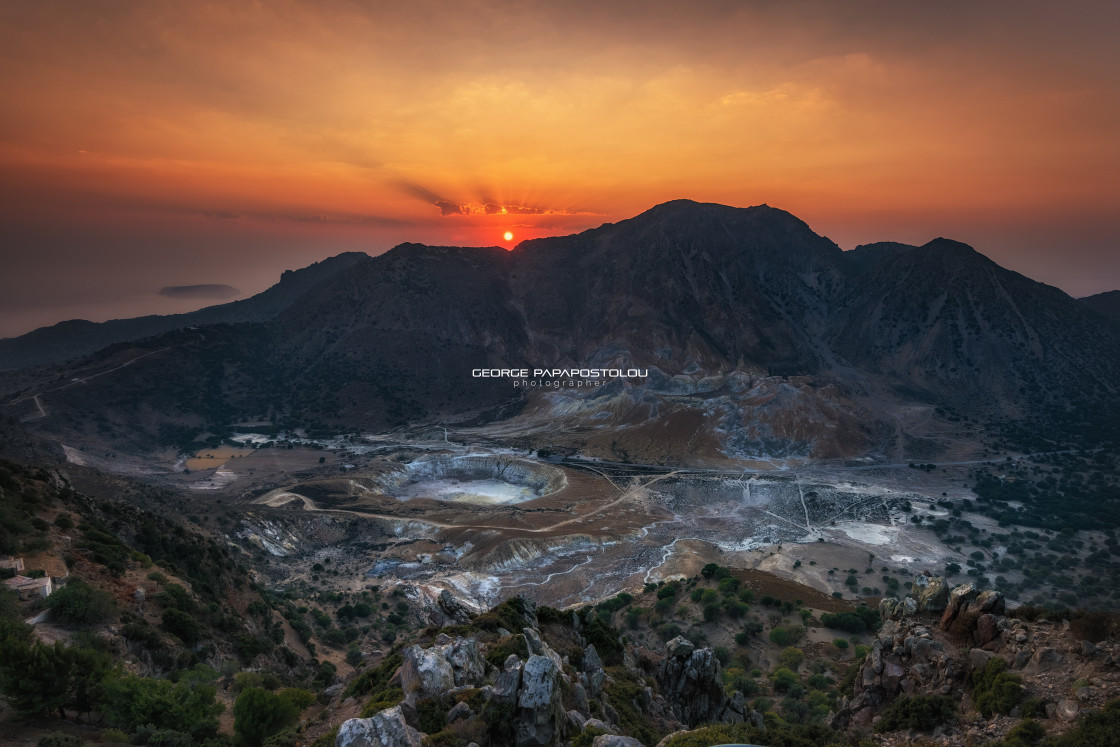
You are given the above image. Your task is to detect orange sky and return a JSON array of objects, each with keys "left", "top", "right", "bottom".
[{"left": 2, "top": 1, "right": 1119, "bottom": 337}]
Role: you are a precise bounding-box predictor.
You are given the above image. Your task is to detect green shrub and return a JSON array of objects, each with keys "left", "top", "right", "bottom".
[
  {"left": 233, "top": 687, "right": 306, "bottom": 747},
  {"left": 570, "top": 725, "right": 609, "bottom": 747},
  {"left": 769, "top": 625, "right": 807, "bottom": 647},
  {"left": 971, "top": 658, "right": 1023, "bottom": 718},
  {"left": 343, "top": 651, "right": 402, "bottom": 698},
  {"left": 997, "top": 719, "right": 1046, "bottom": 746},
  {"left": 1045, "top": 699, "right": 1120, "bottom": 746},
  {"left": 485, "top": 634, "right": 529, "bottom": 668},
  {"left": 47, "top": 580, "right": 116, "bottom": 625},
  {"left": 874, "top": 694, "right": 956, "bottom": 732}
]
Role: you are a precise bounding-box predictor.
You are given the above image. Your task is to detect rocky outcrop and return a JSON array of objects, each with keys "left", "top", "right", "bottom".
[
  {"left": 516, "top": 654, "right": 567, "bottom": 746},
  {"left": 336, "top": 706, "right": 422, "bottom": 747},
  {"left": 656, "top": 636, "right": 756, "bottom": 728},
  {"left": 581, "top": 643, "right": 606, "bottom": 698},
  {"left": 912, "top": 575, "right": 950, "bottom": 613},
  {"left": 437, "top": 589, "right": 474, "bottom": 624},
  {"left": 399, "top": 635, "right": 485, "bottom": 697},
  {"left": 829, "top": 618, "right": 964, "bottom": 732}
]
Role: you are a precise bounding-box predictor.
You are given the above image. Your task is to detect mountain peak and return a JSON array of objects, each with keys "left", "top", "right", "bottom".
[{"left": 921, "top": 237, "right": 979, "bottom": 254}]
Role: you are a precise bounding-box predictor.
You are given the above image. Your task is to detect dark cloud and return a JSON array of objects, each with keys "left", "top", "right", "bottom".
[
  {"left": 434, "top": 200, "right": 466, "bottom": 216},
  {"left": 158, "top": 284, "right": 239, "bottom": 300}
]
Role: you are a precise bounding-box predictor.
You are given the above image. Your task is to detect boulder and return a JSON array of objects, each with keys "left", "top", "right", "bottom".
[
  {"left": 974, "top": 614, "right": 1000, "bottom": 646},
  {"left": 912, "top": 576, "right": 950, "bottom": 613},
  {"left": 940, "top": 584, "right": 978, "bottom": 630},
  {"left": 973, "top": 590, "right": 1005, "bottom": 615},
  {"left": 591, "top": 737, "right": 644, "bottom": 747},
  {"left": 442, "top": 637, "right": 486, "bottom": 686},
  {"left": 1023, "top": 648, "right": 1065, "bottom": 674},
  {"left": 400, "top": 645, "right": 455, "bottom": 697},
  {"left": 583, "top": 718, "right": 615, "bottom": 734},
  {"left": 493, "top": 655, "right": 523, "bottom": 702},
  {"left": 969, "top": 648, "right": 999, "bottom": 672},
  {"left": 438, "top": 589, "right": 473, "bottom": 624},
  {"left": 665, "top": 636, "right": 694, "bottom": 659},
  {"left": 515, "top": 655, "right": 567, "bottom": 746},
  {"left": 336, "top": 707, "right": 422, "bottom": 747},
  {"left": 447, "top": 701, "right": 474, "bottom": 724}
]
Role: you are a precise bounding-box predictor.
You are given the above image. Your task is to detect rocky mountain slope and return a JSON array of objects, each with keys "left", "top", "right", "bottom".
[
  {"left": 4, "top": 201, "right": 1119, "bottom": 457},
  {"left": 1080, "top": 290, "right": 1120, "bottom": 325},
  {"left": 0, "top": 252, "right": 366, "bottom": 371}
]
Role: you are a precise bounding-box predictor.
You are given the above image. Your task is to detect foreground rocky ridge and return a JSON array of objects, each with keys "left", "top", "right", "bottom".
[
  {"left": 327, "top": 580, "right": 1120, "bottom": 747},
  {"left": 832, "top": 577, "right": 1120, "bottom": 745}
]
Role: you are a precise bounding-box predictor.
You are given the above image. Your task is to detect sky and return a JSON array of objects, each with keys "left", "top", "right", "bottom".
[{"left": 2, "top": 0, "right": 1119, "bottom": 338}]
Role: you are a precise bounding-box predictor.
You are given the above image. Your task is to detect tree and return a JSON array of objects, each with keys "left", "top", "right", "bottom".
[
  {"left": 0, "top": 638, "right": 74, "bottom": 717},
  {"left": 46, "top": 580, "right": 116, "bottom": 625},
  {"left": 97, "top": 668, "right": 222, "bottom": 737},
  {"left": 233, "top": 687, "right": 312, "bottom": 747}
]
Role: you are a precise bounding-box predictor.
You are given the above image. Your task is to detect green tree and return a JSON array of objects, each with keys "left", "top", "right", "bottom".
[
  {"left": 0, "top": 639, "right": 74, "bottom": 717},
  {"left": 46, "top": 580, "right": 116, "bottom": 626},
  {"left": 233, "top": 687, "right": 311, "bottom": 747},
  {"left": 97, "top": 668, "right": 222, "bottom": 737}
]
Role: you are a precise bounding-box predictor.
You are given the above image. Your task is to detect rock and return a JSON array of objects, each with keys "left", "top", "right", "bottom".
[
  {"left": 438, "top": 589, "right": 473, "bottom": 624},
  {"left": 972, "top": 589, "right": 1005, "bottom": 615},
  {"left": 583, "top": 718, "right": 616, "bottom": 734},
  {"left": 447, "top": 701, "right": 474, "bottom": 723},
  {"left": 515, "top": 655, "right": 566, "bottom": 746},
  {"left": 1023, "top": 648, "right": 1065, "bottom": 674},
  {"left": 665, "top": 636, "right": 694, "bottom": 659},
  {"left": 567, "top": 710, "right": 587, "bottom": 730},
  {"left": 591, "top": 737, "right": 644, "bottom": 747},
  {"left": 400, "top": 645, "right": 455, "bottom": 697},
  {"left": 442, "top": 637, "right": 486, "bottom": 686},
  {"left": 583, "top": 644, "right": 604, "bottom": 673},
  {"left": 571, "top": 681, "right": 590, "bottom": 716},
  {"left": 523, "top": 627, "right": 567, "bottom": 680},
  {"left": 940, "top": 584, "right": 978, "bottom": 630},
  {"left": 493, "top": 655, "right": 523, "bottom": 702},
  {"left": 974, "top": 614, "right": 1000, "bottom": 646},
  {"left": 657, "top": 638, "right": 727, "bottom": 727},
  {"left": 1056, "top": 698, "right": 1080, "bottom": 721},
  {"left": 1012, "top": 650, "right": 1032, "bottom": 669},
  {"left": 336, "top": 707, "right": 423, "bottom": 747},
  {"left": 879, "top": 596, "right": 917, "bottom": 620},
  {"left": 1082, "top": 640, "right": 1099, "bottom": 657},
  {"left": 969, "top": 648, "right": 998, "bottom": 672},
  {"left": 912, "top": 576, "right": 950, "bottom": 612},
  {"left": 399, "top": 636, "right": 486, "bottom": 696},
  {"left": 882, "top": 657, "right": 905, "bottom": 692}
]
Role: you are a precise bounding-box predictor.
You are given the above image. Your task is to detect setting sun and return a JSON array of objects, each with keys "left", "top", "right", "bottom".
[{"left": 503, "top": 231, "right": 514, "bottom": 241}]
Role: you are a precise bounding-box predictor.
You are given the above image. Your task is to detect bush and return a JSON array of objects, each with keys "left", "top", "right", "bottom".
[
  {"left": 162, "top": 608, "right": 202, "bottom": 644},
  {"left": 485, "top": 634, "right": 529, "bottom": 668},
  {"left": 233, "top": 687, "right": 306, "bottom": 747},
  {"left": 998, "top": 719, "right": 1045, "bottom": 746},
  {"left": 47, "top": 580, "right": 116, "bottom": 625},
  {"left": 770, "top": 667, "right": 799, "bottom": 692},
  {"left": 972, "top": 658, "right": 1023, "bottom": 718},
  {"left": 1045, "top": 699, "right": 1120, "bottom": 746},
  {"left": 778, "top": 647, "right": 804, "bottom": 670},
  {"left": 38, "top": 734, "right": 83, "bottom": 747},
  {"left": 875, "top": 694, "right": 956, "bottom": 732},
  {"left": 820, "top": 607, "right": 880, "bottom": 634},
  {"left": 768, "top": 625, "right": 807, "bottom": 647},
  {"left": 98, "top": 668, "right": 222, "bottom": 737}
]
